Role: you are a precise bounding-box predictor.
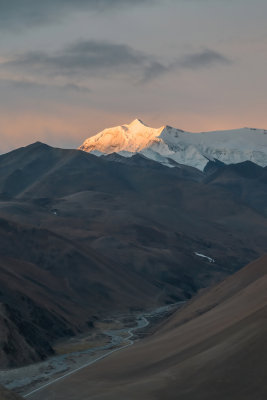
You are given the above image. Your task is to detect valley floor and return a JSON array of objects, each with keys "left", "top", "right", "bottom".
[
  {"left": 0, "top": 302, "right": 182, "bottom": 398},
  {"left": 15, "top": 255, "right": 267, "bottom": 400}
]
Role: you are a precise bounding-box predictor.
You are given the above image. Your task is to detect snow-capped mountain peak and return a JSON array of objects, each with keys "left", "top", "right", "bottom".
[
  {"left": 128, "top": 118, "right": 148, "bottom": 127},
  {"left": 79, "top": 120, "right": 267, "bottom": 171},
  {"left": 79, "top": 119, "right": 164, "bottom": 154}
]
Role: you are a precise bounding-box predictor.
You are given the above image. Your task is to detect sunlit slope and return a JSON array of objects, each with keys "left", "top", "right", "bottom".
[{"left": 80, "top": 119, "right": 267, "bottom": 170}]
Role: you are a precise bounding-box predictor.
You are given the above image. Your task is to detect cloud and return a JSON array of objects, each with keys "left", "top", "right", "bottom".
[
  {"left": 1, "top": 40, "right": 154, "bottom": 82},
  {"left": 0, "top": 0, "right": 158, "bottom": 31},
  {"left": 180, "top": 49, "right": 231, "bottom": 69},
  {"left": 0, "top": 78, "right": 91, "bottom": 93},
  {"left": 142, "top": 49, "right": 232, "bottom": 82},
  {"left": 142, "top": 62, "right": 169, "bottom": 83},
  {"left": 1, "top": 40, "right": 231, "bottom": 86}
]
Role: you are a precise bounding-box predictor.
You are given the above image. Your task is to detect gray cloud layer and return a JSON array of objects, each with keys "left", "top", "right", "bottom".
[
  {"left": 180, "top": 49, "right": 231, "bottom": 69},
  {"left": 4, "top": 40, "right": 149, "bottom": 79},
  {"left": 2, "top": 40, "right": 231, "bottom": 85},
  {"left": 0, "top": 0, "right": 158, "bottom": 30},
  {"left": 0, "top": 78, "right": 91, "bottom": 94},
  {"left": 142, "top": 50, "right": 231, "bottom": 82}
]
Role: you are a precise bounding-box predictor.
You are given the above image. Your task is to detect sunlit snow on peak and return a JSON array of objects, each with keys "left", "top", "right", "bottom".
[
  {"left": 128, "top": 118, "right": 148, "bottom": 128},
  {"left": 79, "top": 120, "right": 267, "bottom": 171}
]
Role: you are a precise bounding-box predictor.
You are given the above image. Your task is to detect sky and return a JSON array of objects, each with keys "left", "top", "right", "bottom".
[{"left": 0, "top": 0, "right": 267, "bottom": 153}]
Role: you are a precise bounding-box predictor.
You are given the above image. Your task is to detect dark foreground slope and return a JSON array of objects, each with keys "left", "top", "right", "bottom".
[
  {"left": 0, "top": 143, "right": 266, "bottom": 367},
  {"left": 0, "top": 385, "right": 22, "bottom": 400},
  {"left": 0, "top": 218, "right": 157, "bottom": 368},
  {"left": 30, "top": 255, "right": 267, "bottom": 400}
]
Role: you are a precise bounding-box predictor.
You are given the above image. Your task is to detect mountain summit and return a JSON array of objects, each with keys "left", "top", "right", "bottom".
[
  {"left": 79, "top": 120, "right": 267, "bottom": 170},
  {"left": 79, "top": 119, "right": 164, "bottom": 155}
]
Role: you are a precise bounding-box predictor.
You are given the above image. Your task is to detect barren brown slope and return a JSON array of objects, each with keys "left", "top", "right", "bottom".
[
  {"left": 30, "top": 255, "right": 267, "bottom": 400},
  {"left": 0, "top": 385, "right": 22, "bottom": 400}
]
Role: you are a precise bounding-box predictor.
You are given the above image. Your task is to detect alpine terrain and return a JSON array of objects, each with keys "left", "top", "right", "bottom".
[
  {"left": 79, "top": 119, "right": 267, "bottom": 170},
  {"left": 0, "top": 121, "right": 266, "bottom": 399}
]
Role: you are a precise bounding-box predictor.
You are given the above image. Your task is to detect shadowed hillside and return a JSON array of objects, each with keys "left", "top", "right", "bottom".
[
  {"left": 0, "top": 143, "right": 266, "bottom": 367},
  {"left": 29, "top": 255, "right": 267, "bottom": 400}
]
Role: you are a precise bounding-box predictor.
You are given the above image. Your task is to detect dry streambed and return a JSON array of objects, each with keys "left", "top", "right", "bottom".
[{"left": 0, "top": 302, "right": 182, "bottom": 397}]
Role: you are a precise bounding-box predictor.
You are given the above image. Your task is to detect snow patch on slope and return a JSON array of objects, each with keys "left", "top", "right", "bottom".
[{"left": 194, "top": 252, "right": 215, "bottom": 263}]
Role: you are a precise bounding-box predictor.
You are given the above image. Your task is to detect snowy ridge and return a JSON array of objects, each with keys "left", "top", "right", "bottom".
[{"left": 79, "top": 119, "right": 267, "bottom": 171}]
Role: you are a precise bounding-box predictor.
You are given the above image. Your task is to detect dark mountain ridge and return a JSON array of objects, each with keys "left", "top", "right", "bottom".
[{"left": 0, "top": 142, "right": 266, "bottom": 367}]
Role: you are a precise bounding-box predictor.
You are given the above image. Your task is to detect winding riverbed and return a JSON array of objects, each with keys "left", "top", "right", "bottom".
[{"left": 0, "top": 302, "right": 184, "bottom": 398}]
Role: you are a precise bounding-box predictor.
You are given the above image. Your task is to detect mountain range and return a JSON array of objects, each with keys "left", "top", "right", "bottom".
[
  {"left": 79, "top": 119, "right": 267, "bottom": 170},
  {"left": 0, "top": 135, "right": 266, "bottom": 370}
]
